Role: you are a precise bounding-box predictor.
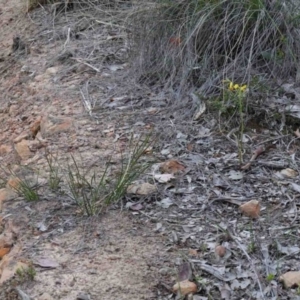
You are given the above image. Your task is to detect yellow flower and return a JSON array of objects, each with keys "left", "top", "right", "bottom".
[
  {"left": 233, "top": 84, "right": 239, "bottom": 90},
  {"left": 240, "top": 85, "right": 247, "bottom": 92},
  {"left": 229, "top": 81, "right": 234, "bottom": 91}
]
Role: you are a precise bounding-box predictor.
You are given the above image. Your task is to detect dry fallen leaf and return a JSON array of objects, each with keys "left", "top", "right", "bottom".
[
  {"left": 154, "top": 174, "right": 175, "bottom": 183},
  {"left": 178, "top": 262, "right": 192, "bottom": 281},
  {"left": 279, "top": 271, "right": 300, "bottom": 288},
  {"left": 160, "top": 160, "right": 186, "bottom": 174},
  {"left": 239, "top": 200, "right": 260, "bottom": 218},
  {"left": 294, "top": 128, "right": 300, "bottom": 138},
  {"left": 173, "top": 280, "right": 197, "bottom": 296},
  {"left": 34, "top": 257, "right": 59, "bottom": 268},
  {"left": 241, "top": 146, "right": 265, "bottom": 170},
  {"left": 291, "top": 182, "right": 300, "bottom": 193},
  {"left": 219, "top": 284, "right": 231, "bottom": 300},
  {"left": 193, "top": 98, "right": 206, "bottom": 121},
  {"left": 6, "top": 177, "right": 21, "bottom": 190},
  {"left": 125, "top": 202, "right": 144, "bottom": 211},
  {"left": 227, "top": 170, "right": 243, "bottom": 180},
  {"left": 157, "top": 197, "right": 174, "bottom": 208},
  {"left": 127, "top": 182, "right": 157, "bottom": 195},
  {"left": 280, "top": 168, "right": 298, "bottom": 178}
]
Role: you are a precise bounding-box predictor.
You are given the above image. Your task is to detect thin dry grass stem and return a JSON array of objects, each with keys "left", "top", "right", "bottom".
[
  {"left": 45, "top": 150, "right": 62, "bottom": 192},
  {"left": 130, "top": 0, "right": 300, "bottom": 100}
]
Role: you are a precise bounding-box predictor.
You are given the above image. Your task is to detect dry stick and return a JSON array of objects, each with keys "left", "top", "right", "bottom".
[
  {"left": 63, "top": 27, "right": 71, "bottom": 51},
  {"left": 241, "top": 145, "right": 265, "bottom": 170},
  {"left": 80, "top": 88, "right": 93, "bottom": 117},
  {"left": 256, "top": 135, "right": 290, "bottom": 146},
  {"left": 94, "top": 19, "right": 126, "bottom": 29},
  {"left": 242, "top": 134, "right": 290, "bottom": 170},
  {"left": 71, "top": 57, "right": 101, "bottom": 73},
  {"left": 286, "top": 194, "right": 298, "bottom": 225},
  {"left": 209, "top": 197, "right": 251, "bottom": 206}
]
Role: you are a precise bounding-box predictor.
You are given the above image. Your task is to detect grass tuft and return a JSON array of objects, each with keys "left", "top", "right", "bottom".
[
  {"left": 11, "top": 176, "right": 40, "bottom": 202},
  {"left": 3, "top": 167, "right": 40, "bottom": 202},
  {"left": 130, "top": 0, "right": 300, "bottom": 97},
  {"left": 45, "top": 151, "right": 62, "bottom": 192},
  {"left": 66, "top": 134, "right": 153, "bottom": 216}
]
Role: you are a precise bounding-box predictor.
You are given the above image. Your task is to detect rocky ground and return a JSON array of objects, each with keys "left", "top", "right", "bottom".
[
  {"left": 0, "top": 1, "right": 173, "bottom": 299},
  {"left": 1, "top": 1, "right": 300, "bottom": 300}
]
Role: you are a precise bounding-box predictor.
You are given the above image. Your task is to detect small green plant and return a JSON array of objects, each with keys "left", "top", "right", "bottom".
[
  {"left": 266, "top": 273, "right": 275, "bottom": 282},
  {"left": 66, "top": 154, "right": 111, "bottom": 216},
  {"left": 103, "top": 134, "right": 153, "bottom": 208},
  {"left": 1, "top": 166, "right": 40, "bottom": 201},
  {"left": 11, "top": 177, "right": 39, "bottom": 202},
  {"left": 247, "top": 240, "right": 256, "bottom": 253},
  {"left": 16, "top": 265, "right": 36, "bottom": 282},
  {"left": 45, "top": 151, "right": 61, "bottom": 192},
  {"left": 223, "top": 79, "right": 248, "bottom": 163},
  {"left": 67, "top": 134, "right": 153, "bottom": 216},
  {"left": 199, "top": 242, "right": 208, "bottom": 253},
  {"left": 246, "top": 221, "right": 257, "bottom": 253}
]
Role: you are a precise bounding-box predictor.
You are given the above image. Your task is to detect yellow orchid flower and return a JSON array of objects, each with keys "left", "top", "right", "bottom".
[
  {"left": 240, "top": 85, "right": 247, "bottom": 92},
  {"left": 233, "top": 84, "right": 239, "bottom": 90},
  {"left": 229, "top": 81, "right": 234, "bottom": 91}
]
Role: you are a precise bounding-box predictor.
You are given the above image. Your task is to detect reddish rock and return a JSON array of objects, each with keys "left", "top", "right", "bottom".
[
  {"left": 0, "top": 188, "right": 16, "bottom": 211},
  {"left": 14, "top": 139, "right": 32, "bottom": 160},
  {"left": 13, "top": 132, "right": 30, "bottom": 143},
  {"left": 0, "top": 144, "right": 12, "bottom": 155},
  {"left": 280, "top": 271, "right": 300, "bottom": 288},
  {"left": 173, "top": 280, "right": 197, "bottom": 295},
  {"left": 239, "top": 200, "right": 260, "bottom": 219},
  {"left": 6, "top": 178, "right": 21, "bottom": 191},
  {"left": 40, "top": 114, "right": 73, "bottom": 136},
  {"left": 215, "top": 245, "right": 226, "bottom": 258},
  {"left": 30, "top": 116, "right": 42, "bottom": 137}
]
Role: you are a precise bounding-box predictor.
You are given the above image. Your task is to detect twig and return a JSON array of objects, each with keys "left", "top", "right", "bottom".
[
  {"left": 255, "top": 135, "right": 290, "bottom": 146},
  {"left": 63, "top": 27, "right": 71, "bottom": 51},
  {"left": 71, "top": 57, "right": 101, "bottom": 73},
  {"left": 80, "top": 87, "right": 93, "bottom": 117},
  {"left": 209, "top": 197, "right": 250, "bottom": 206},
  {"left": 241, "top": 145, "right": 266, "bottom": 170}
]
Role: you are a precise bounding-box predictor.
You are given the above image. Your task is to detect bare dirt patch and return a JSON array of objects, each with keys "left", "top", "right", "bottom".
[{"left": 0, "top": 1, "right": 172, "bottom": 300}]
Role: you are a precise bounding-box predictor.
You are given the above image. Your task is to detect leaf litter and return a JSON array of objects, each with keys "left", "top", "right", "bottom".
[
  {"left": 121, "top": 91, "right": 300, "bottom": 299},
  {"left": 1, "top": 1, "right": 300, "bottom": 299}
]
